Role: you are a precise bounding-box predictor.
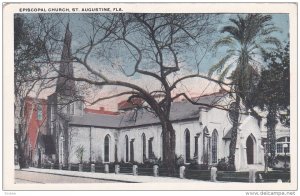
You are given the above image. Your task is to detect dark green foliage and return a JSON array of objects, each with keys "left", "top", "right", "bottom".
[
  {"left": 274, "top": 154, "right": 290, "bottom": 162},
  {"left": 270, "top": 154, "right": 290, "bottom": 170},
  {"left": 75, "top": 145, "right": 85, "bottom": 164},
  {"left": 14, "top": 15, "right": 45, "bottom": 86},
  {"left": 139, "top": 157, "right": 162, "bottom": 168},
  {"left": 117, "top": 161, "right": 134, "bottom": 167},
  {"left": 256, "top": 171, "right": 290, "bottom": 182},
  {"left": 253, "top": 42, "right": 290, "bottom": 165},
  {"left": 175, "top": 154, "right": 185, "bottom": 167},
  {"left": 14, "top": 15, "right": 49, "bottom": 168},
  {"left": 217, "top": 157, "right": 232, "bottom": 171},
  {"left": 187, "top": 163, "right": 209, "bottom": 170},
  {"left": 255, "top": 42, "right": 290, "bottom": 126}
]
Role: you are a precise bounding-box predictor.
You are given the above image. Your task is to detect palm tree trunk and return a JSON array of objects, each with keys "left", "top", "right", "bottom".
[
  {"left": 266, "top": 104, "right": 277, "bottom": 166},
  {"left": 228, "top": 95, "right": 240, "bottom": 171}
]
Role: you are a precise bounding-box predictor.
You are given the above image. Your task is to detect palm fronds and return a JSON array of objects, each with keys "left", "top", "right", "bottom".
[{"left": 208, "top": 54, "right": 233, "bottom": 77}]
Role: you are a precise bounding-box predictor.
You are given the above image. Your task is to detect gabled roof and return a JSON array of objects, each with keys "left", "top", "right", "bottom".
[
  {"left": 71, "top": 113, "right": 123, "bottom": 128},
  {"left": 223, "top": 128, "right": 233, "bottom": 140},
  {"left": 69, "top": 92, "right": 225, "bottom": 129}
]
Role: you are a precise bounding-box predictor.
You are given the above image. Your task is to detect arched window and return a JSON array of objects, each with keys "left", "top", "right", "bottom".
[
  {"left": 104, "top": 135, "right": 110, "bottom": 162},
  {"left": 203, "top": 126, "right": 209, "bottom": 164},
  {"left": 37, "top": 104, "right": 43, "bottom": 120},
  {"left": 125, "top": 135, "right": 129, "bottom": 162},
  {"left": 185, "top": 129, "right": 190, "bottom": 163},
  {"left": 246, "top": 135, "right": 255, "bottom": 164},
  {"left": 59, "top": 131, "right": 64, "bottom": 164},
  {"left": 142, "top": 133, "right": 146, "bottom": 161},
  {"left": 130, "top": 139, "right": 135, "bottom": 162},
  {"left": 160, "top": 133, "right": 164, "bottom": 160},
  {"left": 276, "top": 137, "right": 290, "bottom": 154},
  {"left": 148, "top": 137, "right": 154, "bottom": 158},
  {"left": 212, "top": 130, "right": 218, "bottom": 163}
]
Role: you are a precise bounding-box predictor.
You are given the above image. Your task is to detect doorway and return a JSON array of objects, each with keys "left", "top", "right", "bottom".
[{"left": 246, "top": 135, "right": 254, "bottom": 164}]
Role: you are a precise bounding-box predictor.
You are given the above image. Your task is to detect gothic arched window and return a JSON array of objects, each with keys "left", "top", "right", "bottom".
[
  {"left": 160, "top": 133, "right": 163, "bottom": 160},
  {"left": 212, "top": 130, "right": 218, "bottom": 163},
  {"left": 142, "top": 133, "right": 146, "bottom": 161},
  {"left": 125, "top": 135, "right": 129, "bottom": 162},
  {"left": 104, "top": 135, "right": 110, "bottom": 162},
  {"left": 185, "top": 129, "right": 190, "bottom": 163}
]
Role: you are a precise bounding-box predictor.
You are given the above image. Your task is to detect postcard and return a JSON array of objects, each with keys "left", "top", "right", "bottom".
[{"left": 2, "top": 2, "right": 297, "bottom": 192}]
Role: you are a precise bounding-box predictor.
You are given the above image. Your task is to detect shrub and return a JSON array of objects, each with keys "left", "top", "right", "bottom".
[
  {"left": 175, "top": 154, "right": 185, "bottom": 167},
  {"left": 141, "top": 154, "right": 162, "bottom": 168},
  {"left": 186, "top": 156, "right": 208, "bottom": 170},
  {"left": 271, "top": 154, "right": 290, "bottom": 170},
  {"left": 117, "top": 160, "right": 133, "bottom": 167},
  {"left": 217, "top": 157, "right": 231, "bottom": 171},
  {"left": 275, "top": 154, "right": 290, "bottom": 162},
  {"left": 187, "top": 162, "right": 209, "bottom": 170},
  {"left": 75, "top": 145, "right": 85, "bottom": 164}
]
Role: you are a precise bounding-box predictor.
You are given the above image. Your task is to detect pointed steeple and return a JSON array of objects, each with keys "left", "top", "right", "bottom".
[{"left": 56, "top": 23, "right": 75, "bottom": 96}]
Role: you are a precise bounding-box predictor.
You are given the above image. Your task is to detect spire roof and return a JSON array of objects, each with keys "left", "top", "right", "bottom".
[{"left": 56, "top": 23, "right": 75, "bottom": 96}]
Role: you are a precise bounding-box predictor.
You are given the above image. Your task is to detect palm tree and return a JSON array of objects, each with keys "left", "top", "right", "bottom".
[{"left": 208, "top": 14, "right": 281, "bottom": 170}]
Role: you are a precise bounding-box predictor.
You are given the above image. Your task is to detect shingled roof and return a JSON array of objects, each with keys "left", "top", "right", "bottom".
[{"left": 69, "top": 92, "right": 225, "bottom": 129}]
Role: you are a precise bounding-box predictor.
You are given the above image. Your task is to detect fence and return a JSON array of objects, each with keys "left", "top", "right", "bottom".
[
  {"left": 185, "top": 169, "right": 211, "bottom": 181},
  {"left": 216, "top": 171, "right": 249, "bottom": 182},
  {"left": 119, "top": 166, "right": 133, "bottom": 174},
  {"left": 138, "top": 167, "right": 153, "bottom": 176},
  {"left": 39, "top": 163, "right": 290, "bottom": 183},
  {"left": 256, "top": 171, "right": 290, "bottom": 182}
]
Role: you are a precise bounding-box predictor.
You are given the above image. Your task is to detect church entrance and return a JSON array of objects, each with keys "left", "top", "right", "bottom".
[{"left": 246, "top": 135, "right": 254, "bottom": 164}]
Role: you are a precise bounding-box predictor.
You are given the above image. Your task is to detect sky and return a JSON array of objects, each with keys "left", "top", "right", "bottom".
[{"left": 22, "top": 13, "right": 290, "bottom": 111}]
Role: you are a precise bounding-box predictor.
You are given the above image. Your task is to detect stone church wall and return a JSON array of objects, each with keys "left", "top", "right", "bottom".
[
  {"left": 68, "top": 126, "right": 118, "bottom": 164},
  {"left": 65, "top": 106, "right": 275, "bottom": 171}
]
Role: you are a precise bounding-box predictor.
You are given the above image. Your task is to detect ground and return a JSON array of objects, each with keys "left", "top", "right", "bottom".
[{"left": 15, "top": 170, "right": 119, "bottom": 183}]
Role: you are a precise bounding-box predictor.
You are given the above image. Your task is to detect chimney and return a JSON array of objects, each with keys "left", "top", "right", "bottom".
[
  {"left": 219, "top": 88, "right": 227, "bottom": 94},
  {"left": 199, "top": 107, "right": 208, "bottom": 126}
]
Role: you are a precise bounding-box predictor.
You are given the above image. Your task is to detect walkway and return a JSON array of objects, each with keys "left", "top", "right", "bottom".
[{"left": 18, "top": 167, "right": 216, "bottom": 183}]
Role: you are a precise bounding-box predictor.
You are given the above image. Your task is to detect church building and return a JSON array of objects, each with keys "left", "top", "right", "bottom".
[{"left": 43, "top": 25, "right": 290, "bottom": 172}]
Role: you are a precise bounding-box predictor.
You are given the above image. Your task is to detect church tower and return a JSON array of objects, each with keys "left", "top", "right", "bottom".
[
  {"left": 47, "top": 24, "right": 82, "bottom": 165},
  {"left": 56, "top": 23, "right": 75, "bottom": 97}
]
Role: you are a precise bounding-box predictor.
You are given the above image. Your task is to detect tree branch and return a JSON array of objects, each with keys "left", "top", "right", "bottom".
[
  {"left": 86, "top": 91, "right": 140, "bottom": 105},
  {"left": 170, "top": 74, "right": 232, "bottom": 91}
]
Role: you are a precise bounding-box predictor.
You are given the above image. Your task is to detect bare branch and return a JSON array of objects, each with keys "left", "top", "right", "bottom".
[
  {"left": 170, "top": 74, "right": 232, "bottom": 91},
  {"left": 86, "top": 91, "right": 140, "bottom": 105}
]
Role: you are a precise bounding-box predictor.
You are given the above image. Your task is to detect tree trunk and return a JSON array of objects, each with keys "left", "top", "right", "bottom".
[
  {"left": 162, "top": 120, "right": 176, "bottom": 176},
  {"left": 266, "top": 104, "right": 277, "bottom": 166},
  {"left": 228, "top": 95, "right": 241, "bottom": 171},
  {"left": 15, "top": 132, "right": 28, "bottom": 169}
]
